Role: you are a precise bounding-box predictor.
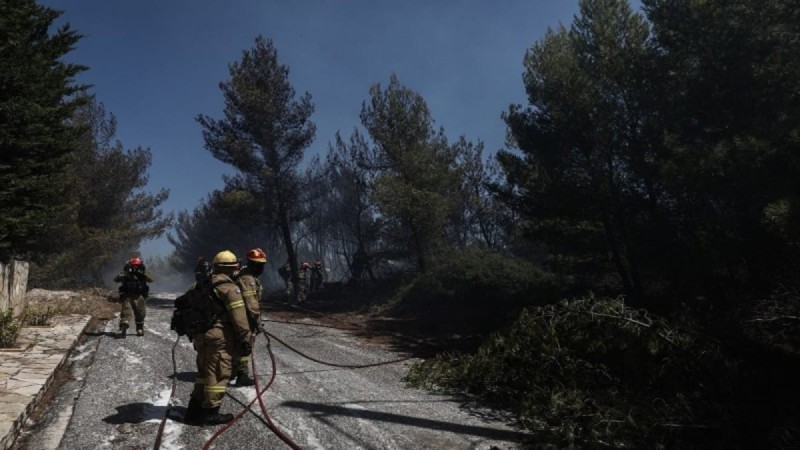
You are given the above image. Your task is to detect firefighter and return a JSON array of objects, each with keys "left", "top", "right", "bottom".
[
  {"left": 194, "top": 256, "right": 211, "bottom": 283},
  {"left": 297, "top": 262, "right": 310, "bottom": 303},
  {"left": 184, "top": 250, "right": 252, "bottom": 426},
  {"left": 113, "top": 257, "right": 153, "bottom": 338},
  {"left": 278, "top": 260, "right": 292, "bottom": 297},
  {"left": 310, "top": 259, "right": 324, "bottom": 293},
  {"left": 169, "top": 257, "right": 211, "bottom": 340},
  {"left": 232, "top": 247, "right": 266, "bottom": 387}
]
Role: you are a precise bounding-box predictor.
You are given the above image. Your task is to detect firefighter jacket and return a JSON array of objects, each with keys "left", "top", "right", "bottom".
[
  {"left": 209, "top": 272, "right": 252, "bottom": 343},
  {"left": 235, "top": 269, "right": 263, "bottom": 324},
  {"left": 114, "top": 270, "right": 154, "bottom": 295}
]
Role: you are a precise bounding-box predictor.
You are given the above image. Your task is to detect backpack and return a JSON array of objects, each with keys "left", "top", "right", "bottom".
[
  {"left": 119, "top": 272, "right": 149, "bottom": 295},
  {"left": 170, "top": 279, "right": 232, "bottom": 337}
]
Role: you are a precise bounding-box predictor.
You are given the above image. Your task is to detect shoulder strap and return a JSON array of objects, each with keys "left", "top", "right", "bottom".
[
  {"left": 211, "top": 279, "right": 233, "bottom": 289},
  {"left": 208, "top": 279, "right": 234, "bottom": 305}
]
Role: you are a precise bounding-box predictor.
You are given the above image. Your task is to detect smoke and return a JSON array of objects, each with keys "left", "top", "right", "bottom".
[
  {"left": 149, "top": 270, "right": 194, "bottom": 294},
  {"left": 148, "top": 265, "right": 194, "bottom": 294},
  {"left": 138, "top": 256, "right": 193, "bottom": 294}
]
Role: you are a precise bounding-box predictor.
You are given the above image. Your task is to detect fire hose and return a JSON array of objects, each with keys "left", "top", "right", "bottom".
[{"left": 154, "top": 322, "right": 411, "bottom": 449}]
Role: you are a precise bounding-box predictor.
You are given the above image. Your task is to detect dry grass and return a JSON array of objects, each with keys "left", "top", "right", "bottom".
[{"left": 25, "top": 288, "right": 119, "bottom": 326}]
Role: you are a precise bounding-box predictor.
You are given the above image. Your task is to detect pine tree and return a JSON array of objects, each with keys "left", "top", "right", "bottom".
[
  {"left": 360, "top": 74, "right": 460, "bottom": 273},
  {"left": 196, "top": 36, "right": 315, "bottom": 296},
  {"left": 500, "top": 0, "right": 653, "bottom": 301},
  {"left": 30, "top": 96, "right": 172, "bottom": 288},
  {"left": 0, "top": 0, "right": 87, "bottom": 260}
]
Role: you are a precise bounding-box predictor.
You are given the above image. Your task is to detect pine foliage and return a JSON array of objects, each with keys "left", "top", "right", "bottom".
[
  {"left": 30, "top": 96, "right": 172, "bottom": 288},
  {"left": 0, "top": 0, "right": 87, "bottom": 260}
]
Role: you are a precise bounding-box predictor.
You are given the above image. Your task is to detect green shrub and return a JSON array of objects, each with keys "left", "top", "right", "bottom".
[
  {"left": 0, "top": 309, "right": 21, "bottom": 348},
  {"left": 406, "top": 296, "right": 737, "bottom": 448},
  {"left": 396, "top": 249, "right": 558, "bottom": 311},
  {"left": 22, "top": 304, "right": 56, "bottom": 326},
  {"left": 388, "top": 250, "right": 559, "bottom": 335}
]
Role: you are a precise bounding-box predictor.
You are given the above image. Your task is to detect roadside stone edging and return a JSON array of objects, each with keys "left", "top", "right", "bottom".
[{"left": 0, "top": 314, "right": 92, "bottom": 450}]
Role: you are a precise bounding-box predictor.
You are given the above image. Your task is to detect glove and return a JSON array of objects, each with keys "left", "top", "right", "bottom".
[
  {"left": 249, "top": 316, "right": 260, "bottom": 334},
  {"left": 239, "top": 340, "right": 252, "bottom": 357}
]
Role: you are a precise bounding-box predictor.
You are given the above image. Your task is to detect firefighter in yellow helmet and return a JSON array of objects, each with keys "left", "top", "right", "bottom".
[
  {"left": 184, "top": 250, "right": 252, "bottom": 426},
  {"left": 231, "top": 247, "right": 267, "bottom": 387}
]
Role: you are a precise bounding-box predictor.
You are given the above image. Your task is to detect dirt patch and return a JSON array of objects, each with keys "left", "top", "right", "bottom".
[
  {"left": 262, "top": 288, "right": 491, "bottom": 358},
  {"left": 24, "top": 288, "right": 119, "bottom": 323}
]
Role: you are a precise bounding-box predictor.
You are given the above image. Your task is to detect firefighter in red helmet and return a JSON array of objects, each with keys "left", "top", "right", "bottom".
[
  {"left": 231, "top": 247, "right": 267, "bottom": 387},
  {"left": 113, "top": 257, "right": 154, "bottom": 338}
]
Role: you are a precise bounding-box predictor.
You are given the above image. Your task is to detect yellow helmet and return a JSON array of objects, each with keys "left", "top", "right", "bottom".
[{"left": 212, "top": 250, "right": 239, "bottom": 268}]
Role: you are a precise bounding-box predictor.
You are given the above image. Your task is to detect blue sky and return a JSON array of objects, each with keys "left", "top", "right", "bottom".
[{"left": 40, "top": 1, "right": 640, "bottom": 259}]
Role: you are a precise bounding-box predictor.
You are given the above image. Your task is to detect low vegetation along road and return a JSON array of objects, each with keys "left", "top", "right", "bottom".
[{"left": 16, "top": 293, "right": 523, "bottom": 449}]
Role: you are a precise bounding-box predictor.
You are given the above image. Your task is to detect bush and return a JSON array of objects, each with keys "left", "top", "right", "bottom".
[
  {"left": 406, "top": 296, "right": 739, "bottom": 448},
  {"left": 0, "top": 309, "right": 21, "bottom": 348},
  {"left": 22, "top": 304, "right": 56, "bottom": 326},
  {"left": 386, "top": 250, "right": 559, "bottom": 336},
  {"left": 394, "top": 249, "right": 558, "bottom": 314}
]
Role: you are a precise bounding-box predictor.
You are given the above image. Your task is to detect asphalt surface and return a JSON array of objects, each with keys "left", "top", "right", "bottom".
[{"left": 15, "top": 293, "right": 524, "bottom": 449}]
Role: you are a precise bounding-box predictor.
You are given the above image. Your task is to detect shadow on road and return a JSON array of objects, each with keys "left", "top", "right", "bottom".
[
  {"left": 281, "top": 400, "right": 528, "bottom": 441},
  {"left": 168, "top": 371, "right": 197, "bottom": 382},
  {"left": 103, "top": 402, "right": 167, "bottom": 424},
  {"left": 146, "top": 297, "right": 175, "bottom": 309},
  {"left": 263, "top": 299, "right": 485, "bottom": 358},
  {"left": 83, "top": 330, "right": 117, "bottom": 338}
]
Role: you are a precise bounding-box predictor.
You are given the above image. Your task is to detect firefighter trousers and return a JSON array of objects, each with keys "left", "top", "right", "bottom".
[
  {"left": 119, "top": 293, "right": 146, "bottom": 330},
  {"left": 191, "top": 323, "right": 235, "bottom": 409}
]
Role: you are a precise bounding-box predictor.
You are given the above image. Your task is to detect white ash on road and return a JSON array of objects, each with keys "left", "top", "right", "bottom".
[{"left": 16, "top": 292, "right": 525, "bottom": 449}]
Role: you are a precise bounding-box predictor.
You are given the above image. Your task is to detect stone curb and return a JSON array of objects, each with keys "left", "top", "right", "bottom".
[{"left": 0, "top": 314, "right": 92, "bottom": 450}]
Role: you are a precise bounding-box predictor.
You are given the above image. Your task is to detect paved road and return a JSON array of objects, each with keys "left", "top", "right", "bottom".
[{"left": 17, "top": 293, "right": 524, "bottom": 449}]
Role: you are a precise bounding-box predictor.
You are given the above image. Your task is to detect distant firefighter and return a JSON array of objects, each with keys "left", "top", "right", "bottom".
[
  {"left": 310, "top": 259, "right": 324, "bottom": 293},
  {"left": 297, "top": 262, "right": 310, "bottom": 302},
  {"left": 277, "top": 260, "right": 292, "bottom": 297},
  {"left": 194, "top": 256, "right": 211, "bottom": 284},
  {"left": 113, "top": 257, "right": 154, "bottom": 338}
]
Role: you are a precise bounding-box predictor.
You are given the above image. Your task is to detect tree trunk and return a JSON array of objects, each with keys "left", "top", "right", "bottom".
[{"left": 277, "top": 201, "right": 298, "bottom": 301}]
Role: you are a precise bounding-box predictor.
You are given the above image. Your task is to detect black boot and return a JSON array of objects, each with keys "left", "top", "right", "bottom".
[
  {"left": 201, "top": 407, "right": 233, "bottom": 426},
  {"left": 117, "top": 324, "right": 128, "bottom": 339},
  {"left": 136, "top": 325, "right": 144, "bottom": 336},
  {"left": 183, "top": 398, "right": 203, "bottom": 425},
  {"left": 235, "top": 373, "right": 254, "bottom": 387}
]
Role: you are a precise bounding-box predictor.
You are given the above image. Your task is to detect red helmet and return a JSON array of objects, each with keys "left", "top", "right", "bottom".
[
  {"left": 314, "top": 259, "right": 321, "bottom": 265},
  {"left": 246, "top": 248, "right": 267, "bottom": 263},
  {"left": 130, "top": 257, "right": 143, "bottom": 267},
  {"left": 301, "top": 262, "right": 310, "bottom": 269}
]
